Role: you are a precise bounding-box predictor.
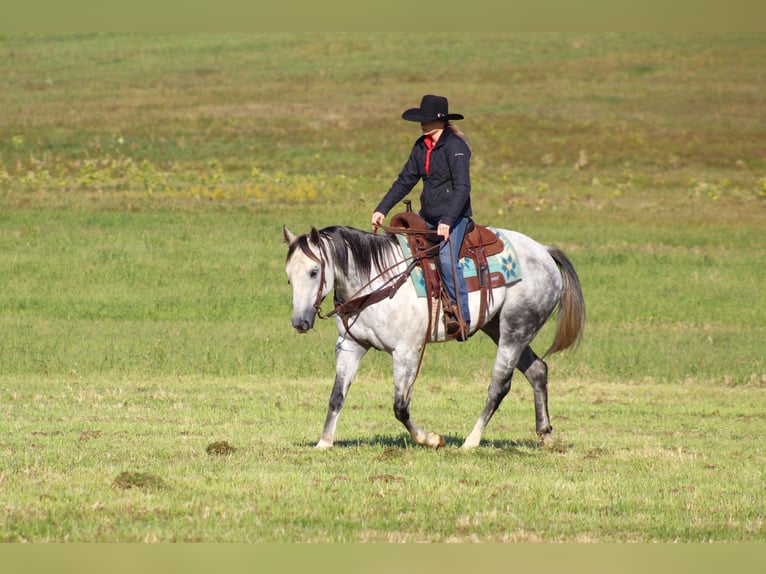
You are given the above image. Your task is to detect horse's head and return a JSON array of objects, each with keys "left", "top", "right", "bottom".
[{"left": 283, "top": 225, "right": 334, "bottom": 333}]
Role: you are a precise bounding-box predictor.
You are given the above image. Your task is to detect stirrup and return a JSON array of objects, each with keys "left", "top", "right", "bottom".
[
  {"left": 442, "top": 295, "right": 469, "bottom": 341},
  {"left": 445, "top": 312, "right": 469, "bottom": 342}
]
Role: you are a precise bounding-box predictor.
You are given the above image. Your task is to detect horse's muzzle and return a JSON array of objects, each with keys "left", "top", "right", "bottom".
[{"left": 291, "top": 315, "right": 314, "bottom": 333}]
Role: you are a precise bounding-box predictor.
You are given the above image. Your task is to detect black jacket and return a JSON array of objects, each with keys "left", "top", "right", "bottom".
[{"left": 375, "top": 128, "right": 472, "bottom": 227}]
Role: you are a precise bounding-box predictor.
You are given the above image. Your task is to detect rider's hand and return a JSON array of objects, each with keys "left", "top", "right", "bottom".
[
  {"left": 437, "top": 223, "right": 450, "bottom": 241},
  {"left": 371, "top": 211, "right": 385, "bottom": 232}
]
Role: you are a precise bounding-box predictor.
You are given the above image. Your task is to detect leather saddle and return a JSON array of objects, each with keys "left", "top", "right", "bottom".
[{"left": 386, "top": 211, "right": 506, "bottom": 336}]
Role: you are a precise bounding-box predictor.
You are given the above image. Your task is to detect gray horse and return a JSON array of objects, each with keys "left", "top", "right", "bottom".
[{"left": 283, "top": 224, "right": 585, "bottom": 449}]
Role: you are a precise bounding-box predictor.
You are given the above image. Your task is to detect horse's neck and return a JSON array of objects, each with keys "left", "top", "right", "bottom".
[
  {"left": 332, "top": 260, "right": 372, "bottom": 300},
  {"left": 331, "top": 240, "right": 404, "bottom": 301}
]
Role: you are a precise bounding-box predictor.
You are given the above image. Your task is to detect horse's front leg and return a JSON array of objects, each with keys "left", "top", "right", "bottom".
[
  {"left": 316, "top": 336, "right": 368, "bottom": 449},
  {"left": 392, "top": 346, "right": 445, "bottom": 449}
]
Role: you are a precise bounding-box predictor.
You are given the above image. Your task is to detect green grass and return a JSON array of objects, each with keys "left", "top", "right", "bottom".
[
  {"left": 0, "top": 33, "right": 764, "bottom": 542},
  {"left": 3, "top": 375, "right": 763, "bottom": 542}
]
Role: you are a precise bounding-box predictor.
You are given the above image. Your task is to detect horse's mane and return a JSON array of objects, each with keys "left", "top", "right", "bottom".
[
  {"left": 288, "top": 226, "right": 400, "bottom": 279},
  {"left": 320, "top": 226, "right": 400, "bottom": 278}
]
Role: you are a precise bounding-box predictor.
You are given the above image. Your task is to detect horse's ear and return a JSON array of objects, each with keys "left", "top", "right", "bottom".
[
  {"left": 309, "top": 226, "right": 321, "bottom": 245},
  {"left": 283, "top": 225, "right": 296, "bottom": 245}
]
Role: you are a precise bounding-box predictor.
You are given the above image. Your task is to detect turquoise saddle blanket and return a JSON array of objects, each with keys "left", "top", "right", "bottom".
[{"left": 394, "top": 228, "right": 522, "bottom": 298}]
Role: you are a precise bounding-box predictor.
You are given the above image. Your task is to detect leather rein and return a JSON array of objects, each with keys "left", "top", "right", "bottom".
[{"left": 305, "top": 229, "right": 439, "bottom": 329}]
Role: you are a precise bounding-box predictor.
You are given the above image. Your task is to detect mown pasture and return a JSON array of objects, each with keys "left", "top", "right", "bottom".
[{"left": 0, "top": 33, "right": 764, "bottom": 542}]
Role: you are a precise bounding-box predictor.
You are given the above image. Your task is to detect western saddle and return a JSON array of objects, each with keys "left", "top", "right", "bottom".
[{"left": 385, "top": 210, "right": 505, "bottom": 341}]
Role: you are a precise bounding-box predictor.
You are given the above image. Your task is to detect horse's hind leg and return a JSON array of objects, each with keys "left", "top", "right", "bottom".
[
  {"left": 462, "top": 341, "right": 522, "bottom": 449},
  {"left": 518, "top": 346, "right": 553, "bottom": 445},
  {"left": 316, "top": 337, "right": 367, "bottom": 449}
]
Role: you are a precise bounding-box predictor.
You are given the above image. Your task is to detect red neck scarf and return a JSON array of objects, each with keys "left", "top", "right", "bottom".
[{"left": 424, "top": 136, "right": 435, "bottom": 176}]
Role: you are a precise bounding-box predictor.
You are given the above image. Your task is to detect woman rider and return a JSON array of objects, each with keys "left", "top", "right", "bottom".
[{"left": 371, "top": 94, "right": 472, "bottom": 340}]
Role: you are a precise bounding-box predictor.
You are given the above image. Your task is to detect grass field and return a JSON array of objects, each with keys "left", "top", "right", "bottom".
[{"left": 1, "top": 33, "right": 764, "bottom": 542}]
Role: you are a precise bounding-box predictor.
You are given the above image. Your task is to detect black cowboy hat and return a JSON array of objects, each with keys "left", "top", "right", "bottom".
[{"left": 401, "top": 94, "right": 464, "bottom": 123}]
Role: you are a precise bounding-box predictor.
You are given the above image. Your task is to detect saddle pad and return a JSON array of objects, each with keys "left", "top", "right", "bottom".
[{"left": 395, "top": 229, "right": 522, "bottom": 298}]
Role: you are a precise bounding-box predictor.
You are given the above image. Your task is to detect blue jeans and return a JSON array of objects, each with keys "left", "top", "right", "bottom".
[{"left": 427, "top": 217, "right": 471, "bottom": 327}]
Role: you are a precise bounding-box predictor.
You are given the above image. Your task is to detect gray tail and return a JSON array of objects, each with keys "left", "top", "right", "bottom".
[{"left": 544, "top": 247, "right": 586, "bottom": 358}]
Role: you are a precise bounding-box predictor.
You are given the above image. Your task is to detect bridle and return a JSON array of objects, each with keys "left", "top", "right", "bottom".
[{"left": 294, "top": 240, "right": 329, "bottom": 319}]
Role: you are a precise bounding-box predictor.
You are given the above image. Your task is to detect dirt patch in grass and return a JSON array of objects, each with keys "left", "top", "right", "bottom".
[
  {"left": 112, "top": 471, "right": 167, "bottom": 490},
  {"left": 79, "top": 430, "right": 102, "bottom": 441},
  {"left": 206, "top": 441, "right": 237, "bottom": 456}
]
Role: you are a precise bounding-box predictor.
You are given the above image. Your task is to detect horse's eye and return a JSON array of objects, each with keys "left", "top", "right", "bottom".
[{"left": 309, "top": 268, "right": 319, "bottom": 279}]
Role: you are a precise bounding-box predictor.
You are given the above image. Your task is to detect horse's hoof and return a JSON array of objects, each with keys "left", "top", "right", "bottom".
[
  {"left": 540, "top": 433, "right": 553, "bottom": 447},
  {"left": 315, "top": 440, "right": 333, "bottom": 450},
  {"left": 460, "top": 430, "right": 482, "bottom": 449},
  {"left": 426, "top": 432, "right": 445, "bottom": 449}
]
